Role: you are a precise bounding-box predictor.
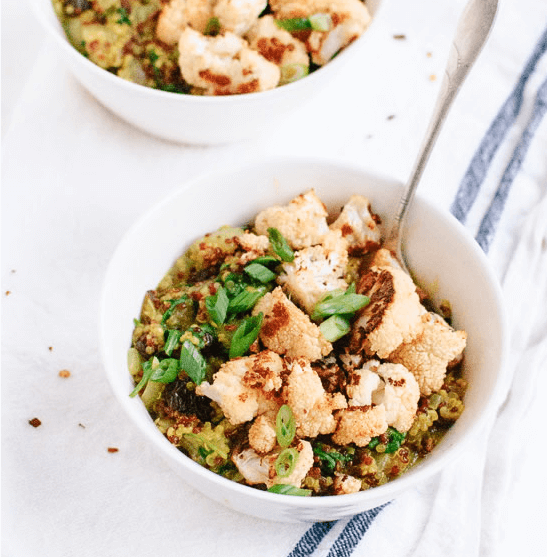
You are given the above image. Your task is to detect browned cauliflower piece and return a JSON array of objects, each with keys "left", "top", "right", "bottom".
[
  {"left": 371, "top": 361, "right": 420, "bottom": 433},
  {"left": 270, "top": 0, "right": 372, "bottom": 65},
  {"left": 345, "top": 360, "right": 383, "bottom": 406},
  {"left": 252, "top": 287, "right": 332, "bottom": 360},
  {"left": 332, "top": 405, "right": 387, "bottom": 447},
  {"left": 389, "top": 312, "right": 467, "bottom": 396},
  {"left": 349, "top": 265, "right": 423, "bottom": 359},
  {"left": 232, "top": 439, "right": 314, "bottom": 487},
  {"left": 156, "top": 0, "right": 214, "bottom": 44},
  {"left": 368, "top": 248, "right": 402, "bottom": 270},
  {"left": 330, "top": 194, "right": 382, "bottom": 255},
  {"left": 277, "top": 230, "right": 349, "bottom": 314},
  {"left": 254, "top": 189, "right": 329, "bottom": 249},
  {"left": 196, "top": 350, "right": 284, "bottom": 424},
  {"left": 285, "top": 358, "right": 347, "bottom": 437},
  {"left": 248, "top": 412, "right": 278, "bottom": 453},
  {"left": 333, "top": 473, "right": 362, "bottom": 495},
  {"left": 234, "top": 231, "right": 270, "bottom": 264},
  {"left": 214, "top": 0, "right": 268, "bottom": 35},
  {"left": 246, "top": 14, "right": 310, "bottom": 72},
  {"left": 178, "top": 28, "right": 280, "bottom": 95}
]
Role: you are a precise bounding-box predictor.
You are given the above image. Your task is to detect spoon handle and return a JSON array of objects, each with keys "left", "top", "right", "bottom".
[{"left": 387, "top": 0, "right": 498, "bottom": 266}]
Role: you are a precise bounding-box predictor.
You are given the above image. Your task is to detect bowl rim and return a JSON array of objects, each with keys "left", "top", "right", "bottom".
[
  {"left": 31, "top": 0, "right": 385, "bottom": 104},
  {"left": 99, "top": 154, "right": 509, "bottom": 509}
]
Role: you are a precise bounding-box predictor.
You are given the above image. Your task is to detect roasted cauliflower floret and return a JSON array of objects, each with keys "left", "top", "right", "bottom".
[
  {"left": 345, "top": 361, "right": 383, "bottom": 406},
  {"left": 285, "top": 358, "right": 347, "bottom": 438},
  {"left": 232, "top": 439, "right": 314, "bottom": 487},
  {"left": 156, "top": 0, "right": 214, "bottom": 44},
  {"left": 277, "top": 230, "right": 349, "bottom": 314},
  {"left": 370, "top": 361, "right": 420, "bottom": 433},
  {"left": 270, "top": 0, "right": 371, "bottom": 65},
  {"left": 248, "top": 412, "right": 278, "bottom": 454},
  {"left": 252, "top": 287, "right": 332, "bottom": 360},
  {"left": 333, "top": 473, "right": 362, "bottom": 495},
  {"left": 349, "top": 265, "right": 423, "bottom": 358},
  {"left": 196, "top": 350, "right": 284, "bottom": 424},
  {"left": 254, "top": 189, "right": 329, "bottom": 249},
  {"left": 235, "top": 231, "right": 270, "bottom": 264},
  {"left": 214, "top": 0, "right": 268, "bottom": 36},
  {"left": 332, "top": 405, "right": 387, "bottom": 447},
  {"left": 178, "top": 28, "right": 280, "bottom": 95},
  {"left": 246, "top": 14, "right": 309, "bottom": 70},
  {"left": 390, "top": 312, "right": 467, "bottom": 396},
  {"left": 368, "top": 248, "right": 402, "bottom": 270},
  {"left": 330, "top": 194, "right": 382, "bottom": 255}
]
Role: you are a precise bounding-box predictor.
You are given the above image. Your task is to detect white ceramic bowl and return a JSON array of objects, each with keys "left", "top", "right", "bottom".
[
  {"left": 100, "top": 157, "right": 508, "bottom": 523},
  {"left": 31, "top": 0, "right": 383, "bottom": 144}
]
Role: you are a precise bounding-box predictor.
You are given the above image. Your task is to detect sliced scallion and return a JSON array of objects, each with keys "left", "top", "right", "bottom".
[
  {"left": 279, "top": 63, "right": 309, "bottom": 85},
  {"left": 205, "top": 286, "right": 229, "bottom": 325},
  {"left": 276, "top": 404, "right": 296, "bottom": 448},
  {"left": 161, "top": 295, "right": 189, "bottom": 327},
  {"left": 267, "top": 227, "right": 294, "bottom": 262},
  {"left": 228, "top": 289, "right": 265, "bottom": 314},
  {"left": 267, "top": 484, "right": 312, "bottom": 496},
  {"left": 250, "top": 256, "right": 280, "bottom": 267},
  {"left": 204, "top": 16, "right": 220, "bottom": 36},
  {"left": 229, "top": 313, "right": 263, "bottom": 359},
  {"left": 179, "top": 340, "right": 207, "bottom": 385},
  {"left": 319, "top": 314, "right": 351, "bottom": 342},
  {"left": 150, "top": 358, "right": 180, "bottom": 383},
  {"left": 311, "top": 292, "right": 369, "bottom": 321},
  {"left": 164, "top": 329, "right": 181, "bottom": 356},
  {"left": 244, "top": 262, "right": 277, "bottom": 283},
  {"left": 274, "top": 448, "right": 299, "bottom": 477},
  {"left": 309, "top": 13, "right": 333, "bottom": 31},
  {"left": 274, "top": 17, "right": 312, "bottom": 32},
  {"left": 129, "top": 356, "right": 159, "bottom": 397}
]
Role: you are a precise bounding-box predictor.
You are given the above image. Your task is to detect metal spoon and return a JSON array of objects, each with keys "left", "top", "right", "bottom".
[{"left": 384, "top": 0, "right": 498, "bottom": 274}]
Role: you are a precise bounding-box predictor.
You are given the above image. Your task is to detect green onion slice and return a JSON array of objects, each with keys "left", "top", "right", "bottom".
[
  {"left": 244, "top": 262, "right": 277, "bottom": 283},
  {"left": 311, "top": 291, "right": 370, "bottom": 321},
  {"left": 276, "top": 404, "right": 296, "bottom": 448},
  {"left": 279, "top": 63, "right": 309, "bottom": 85},
  {"left": 229, "top": 313, "right": 263, "bottom": 359},
  {"left": 164, "top": 329, "right": 182, "bottom": 356},
  {"left": 267, "top": 227, "right": 294, "bottom": 262},
  {"left": 129, "top": 356, "right": 159, "bottom": 397},
  {"left": 228, "top": 288, "right": 266, "bottom": 314},
  {"left": 150, "top": 358, "right": 180, "bottom": 383},
  {"left": 267, "top": 484, "right": 311, "bottom": 496},
  {"left": 250, "top": 256, "right": 280, "bottom": 267},
  {"left": 205, "top": 286, "right": 229, "bottom": 325},
  {"left": 274, "top": 17, "right": 312, "bottom": 32},
  {"left": 274, "top": 448, "right": 299, "bottom": 478},
  {"left": 309, "top": 13, "right": 333, "bottom": 31},
  {"left": 161, "top": 295, "right": 190, "bottom": 327},
  {"left": 204, "top": 16, "right": 220, "bottom": 36},
  {"left": 319, "top": 314, "right": 351, "bottom": 342},
  {"left": 179, "top": 340, "right": 207, "bottom": 385}
]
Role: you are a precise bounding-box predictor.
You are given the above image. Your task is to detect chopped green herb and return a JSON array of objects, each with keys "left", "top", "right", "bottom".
[
  {"left": 150, "top": 358, "right": 179, "bottom": 383},
  {"left": 276, "top": 405, "right": 296, "bottom": 448},
  {"left": 319, "top": 314, "right": 351, "bottom": 342},
  {"left": 275, "top": 448, "right": 299, "bottom": 477},
  {"left": 205, "top": 286, "right": 229, "bottom": 325},
  {"left": 229, "top": 313, "right": 263, "bottom": 359},
  {"left": 267, "top": 227, "right": 294, "bottom": 262},
  {"left": 369, "top": 427, "right": 406, "bottom": 453},
  {"left": 311, "top": 291, "right": 369, "bottom": 321},
  {"left": 116, "top": 8, "right": 131, "bottom": 26},
  {"left": 179, "top": 340, "right": 207, "bottom": 385},
  {"left": 313, "top": 445, "right": 352, "bottom": 472},
  {"left": 244, "top": 262, "right": 277, "bottom": 283},
  {"left": 164, "top": 329, "right": 181, "bottom": 356},
  {"left": 129, "top": 357, "right": 159, "bottom": 397},
  {"left": 267, "top": 484, "right": 312, "bottom": 496}
]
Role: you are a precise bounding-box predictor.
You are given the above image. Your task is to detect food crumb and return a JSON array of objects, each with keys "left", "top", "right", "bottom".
[
  {"left": 393, "top": 34, "right": 406, "bottom": 40},
  {"left": 429, "top": 74, "right": 437, "bottom": 81},
  {"left": 78, "top": 423, "right": 86, "bottom": 429},
  {"left": 59, "top": 369, "right": 71, "bottom": 378},
  {"left": 107, "top": 447, "right": 119, "bottom": 453},
  {"left": 5, "top": 291, "right": 11, "bottom": 296},
  {"left": 29, "top": 418, "right": 42, "bottom": 428},
  {"left": 48, "top": 346, "right": 53, "bottom": 351},
  {"left": 387, "top": 114, "right": 395, "bottom": 120},
  {"left": 426, "top": 52, "right": 432, "bottom": 58}
]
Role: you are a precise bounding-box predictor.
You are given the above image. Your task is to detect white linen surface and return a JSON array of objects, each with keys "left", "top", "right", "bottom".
[{"left": 2, "top": 0, "right": 547, "bottom": 556}]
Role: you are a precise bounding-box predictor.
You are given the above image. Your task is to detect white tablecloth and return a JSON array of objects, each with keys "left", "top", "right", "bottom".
[{"left": 2, "top": 1, "right": 547, "bottom": 556}]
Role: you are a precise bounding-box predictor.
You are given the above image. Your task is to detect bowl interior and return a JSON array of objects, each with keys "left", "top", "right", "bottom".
[{"left": 100, "top": 157, "right": 506, "bottom": 520}]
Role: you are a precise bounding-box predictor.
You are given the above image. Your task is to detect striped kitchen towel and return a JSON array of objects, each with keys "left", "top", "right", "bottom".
[{"left": 285, "top": 24, "right": 547, "bottom": 557}]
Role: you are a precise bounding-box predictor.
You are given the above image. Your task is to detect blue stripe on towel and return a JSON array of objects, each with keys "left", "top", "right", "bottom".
[
  {"left": 475, "top": 75, "right": 547, "bottom": 251},
  {"left": 325, "top": 505, "right": 389, "bottom": 557},
  {"left": 287, "top": 521, "right": 336, "bottom": 557},
  {"left": 451, "top": 27, "right": 547, "bottom": 223}
]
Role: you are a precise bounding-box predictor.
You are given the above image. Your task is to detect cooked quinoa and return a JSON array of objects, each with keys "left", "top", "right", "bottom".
[
  {"left": 128, "top": 189, "right": 467, "bottom": 496},
  {"left": 52, "top": 0, "right": 372, "bottom": 95}
]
